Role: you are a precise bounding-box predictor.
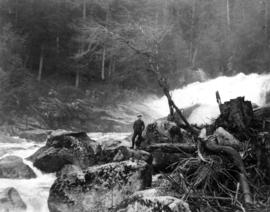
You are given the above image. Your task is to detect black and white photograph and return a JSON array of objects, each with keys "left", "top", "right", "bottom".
[{"left": 0, "top": 0, "right": 270, "bottom": 211}]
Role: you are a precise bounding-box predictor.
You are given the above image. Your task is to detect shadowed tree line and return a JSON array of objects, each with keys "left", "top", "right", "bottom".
[{"left": 0, "top": 0, "right": 270, "bottom": 129}]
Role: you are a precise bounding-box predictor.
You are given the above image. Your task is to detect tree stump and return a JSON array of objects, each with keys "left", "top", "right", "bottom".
[{"left": 215, "top": 97, "right": 254, "bottom": 139}]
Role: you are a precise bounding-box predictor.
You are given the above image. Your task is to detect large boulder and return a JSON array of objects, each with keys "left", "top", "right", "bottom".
[
  {"left": 144, "top": 120, "right": 175, "bottom": 145},
  {"left": 115, "top": 188, "right": 191, "bottom": 212},
  {"left": 0, "top": 187, "right": 27, "bottom": 212},
  {"left": 27, "top": 132, "right": 100, "bottom": 173},
  {"left": 99, "top": 146, "right": 152, "bottom": 165},
  {"left": 48, "top": 160, "right": 152, "bottom": 212},
  {"left": 18, "top": 129, "right": 51, "bottom": 142},
  {"left": 0, "top": 156, "right": 36, "bottom": 179},
  {"left": 0, "top": 133, "right": 21, "bottom": 143}
]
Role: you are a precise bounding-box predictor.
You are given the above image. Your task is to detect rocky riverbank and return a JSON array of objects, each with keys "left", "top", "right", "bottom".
[
  {"left": 2, "top": 96, "right": 270, "bottom": 211},
  {"left": 24, "top": 128, "right": 192, "bottom": 212}
]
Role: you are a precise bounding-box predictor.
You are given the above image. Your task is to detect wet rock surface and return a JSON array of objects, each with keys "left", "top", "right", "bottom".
[
  {"left": 28, "top": 132, "right": 99, "bottom": 173},
  {"left": 100, "top": 146, "right": 152, "bottom": 165},
  {"left": 17, "top": 129, "right": 51, "bottom": 142},
  {"left": 0, "top": 133, "right": 21, "bottom": 143},
  {"left": 143, "top": 119, "right": 176, "bottom": 145},
  {"left": 0, "top": 187, "right": 27, "bottom": 212},
  {"left": 0, "top": 156, "right": 36, "bottom": 179},
  {"left": 115, "top": 188, "right": 191, "bottom": 212},
  {"left": 48, "top": 160, "right": 152, "bottom": 212}
]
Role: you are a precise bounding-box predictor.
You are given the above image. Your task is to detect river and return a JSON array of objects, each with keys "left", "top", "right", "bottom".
[
  {"left": 1, "top": 72, "right": 270, "bottom": 211},
  {"left": 0, "top": 133, "right": 130, "bottom": 212}
]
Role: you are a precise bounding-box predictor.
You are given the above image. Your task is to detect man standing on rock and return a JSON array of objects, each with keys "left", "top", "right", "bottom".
[{"left": 131, "top": 114, "right": 145, "bottom": 149}]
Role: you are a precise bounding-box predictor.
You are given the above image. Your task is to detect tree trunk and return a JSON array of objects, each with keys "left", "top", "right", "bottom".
[
  {"left": 56, "top": 34, "right": 60, "bottom": 54},
  {"left": 189, "top": 42, "right": 193, "bottom": 66},
  {"left": 75, "top": 69, "right": 80, "bottom": 88},
  {"left": 239, "top": 173, "right": 252, "bottom": 204},
  {"left": 240, "top": 0, "right": 245, "bottom": 22},
  {"left": 145, "top": 143, "right": 197, "bottom": 154},
  {"left": 215, "top": 96, "right": 253, "bottom": 139},
  {"left": 265, "top": 0, "right": 268, "bottom": 42},
  {"left": 74, "top": 0, "right": 86, "bottom": 88},
  {"left": 226, "top": 0, "right": 231, "bottom": 31},
  {"left": 204, "top": 139, "right": 252, "bottom": 204},
  {"left": 37, "top": 46, "right": 44, "bottom": 82},
  {"left": 100, "top": 3, "right": 110, "bottom": 81},
  {"left": 154, "top": 73, "right": 198, "bottom": 135},
  {"left": 108, "top": 57, "right": 112, "bottom": 78},
  {"left": 163, "top": 0, "right": 168, "bottom": 24},
  {"left": 192, "top": 47, "right": 198, "bottom": 68},
  {"left": 112, "top": 58, "right": 115, "bottom": 76},
  {"left": 190, "top": 0, "right": 197, "bottom": 66},
  {"left": 15, "top": 0, "right": 18, "bottom": 26},
  {"left": 23, "top": 55, "right": 29, "bottom": 68},
  {"left": 83, "top": 0, "right": 86, "bottom": 19},
  {"left": 101, "top": 46, "right": 106, "bottom": 80},
  {"left": 174, "top": 36, "right": 181, "bottom": 72}
]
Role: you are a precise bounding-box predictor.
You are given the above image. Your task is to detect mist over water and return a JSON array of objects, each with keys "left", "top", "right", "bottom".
[{"left": 147, "top": 73, "right": 270, "bottom": 125}]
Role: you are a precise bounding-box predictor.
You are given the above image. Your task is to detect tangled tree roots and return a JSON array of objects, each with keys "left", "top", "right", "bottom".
[{"left": 164, "top": 154, "right": 270, "bottom": 212}]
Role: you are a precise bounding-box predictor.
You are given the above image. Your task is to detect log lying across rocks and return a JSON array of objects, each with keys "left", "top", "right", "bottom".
[
  {"left": 145, "top": 143, "right": 197, "bottom": 154},
  {"left": 146, "top": 92, "right": 270, "bottom": 210}
]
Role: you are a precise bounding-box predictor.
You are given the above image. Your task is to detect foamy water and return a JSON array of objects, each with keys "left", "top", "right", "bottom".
[
  {"left": 0, "top": 133, "right": 131, "bottom": 212},
  {"left": 147, "top": 73, "right": 270, "bottom": 125},
  {"left": 0, "top": 138, "right": 56, "bottom": 212},
  {"left": 1, "top": 72, "right": 270, "bottom": 211}
]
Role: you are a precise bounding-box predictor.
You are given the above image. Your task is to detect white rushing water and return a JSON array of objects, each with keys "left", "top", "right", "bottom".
[
  {"left": 0, "top": 133, "right": 131, "bottom": 212},
  {"left": 2, "top": 72, "right": 270, "bottom": 211},
  {"left": 147, "top": 73, "right": 270, "bottom": 125},
  {"left": 0, "top": 138, "right": 56, "bottom": 212}
]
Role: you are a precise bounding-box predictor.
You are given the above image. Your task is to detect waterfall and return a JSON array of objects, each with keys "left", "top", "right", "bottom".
[{"left": 146, "top": 73, "right": 270, "bottom": 125}]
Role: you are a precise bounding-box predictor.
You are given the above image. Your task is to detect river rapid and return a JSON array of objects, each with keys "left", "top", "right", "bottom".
[
  {"left": 0, "top": 133, "right": 130, "bottom": 212},
  {"left": 1, "top": 72, "right": 270, "bottom": 211}
]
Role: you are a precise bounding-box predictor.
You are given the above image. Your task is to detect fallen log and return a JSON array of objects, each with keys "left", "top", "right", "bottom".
[
  {"left": 145, "top": 143, "right": 197, "bottom": 154},
  {"left": 203, "top": 135, "right": 252, "bottom": 204}
]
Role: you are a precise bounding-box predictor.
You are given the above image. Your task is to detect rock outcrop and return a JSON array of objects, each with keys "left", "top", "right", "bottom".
[
  {"left": 28, "top": 132, "right": 100, "bottom": 173},
  {"left": 0, "top": 133, "right": 20, "bottom": 143},
  {"left": 115, "top": 188, "right": 191, "bottom": 212},
  {"left": 100, "top": 146, "right": 152, "bottom": 165},
  {"left": 48, "top": 160, "right": 152, "bottom": 212},
  {"left": 17, "top": 129, "right": 51, "bottom": 142},
  {"left": 0, "top": 156, "right": 36, "bottom": 179},
  {"left": 0, "top": 187, "right": 27, "bottom": 212},
  {"left": 143, "top": 120, "right": 176, "bottom": 145}
]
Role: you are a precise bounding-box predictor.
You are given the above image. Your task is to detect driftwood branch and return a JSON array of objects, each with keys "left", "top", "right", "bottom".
[
  {"left": 111, "top": 29, "right": 198, "bottom": 135},
  {"left": 145, "top": 143, "right": 197, "bottom": 154}
]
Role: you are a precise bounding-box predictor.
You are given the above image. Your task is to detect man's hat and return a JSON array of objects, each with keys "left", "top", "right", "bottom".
[{"left": 137, "top": 114, "right": 142, "bottom": 117}]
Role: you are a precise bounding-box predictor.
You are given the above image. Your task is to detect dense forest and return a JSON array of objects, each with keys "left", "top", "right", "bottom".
[{"left": 0, "top": 0, "right": 270, "bottom": 132}]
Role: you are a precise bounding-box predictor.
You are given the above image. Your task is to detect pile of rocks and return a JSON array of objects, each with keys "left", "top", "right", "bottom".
[{"left": 28, "top": 131, "right": 191, "bottom": 212}]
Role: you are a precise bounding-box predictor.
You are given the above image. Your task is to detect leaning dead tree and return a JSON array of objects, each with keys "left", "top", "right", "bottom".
[
  {"left": 125, "top": 43, "right": 252, "bottom": 206},
  {"left": 107, "top": 24, "right": 255, "bottom": 207}
]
